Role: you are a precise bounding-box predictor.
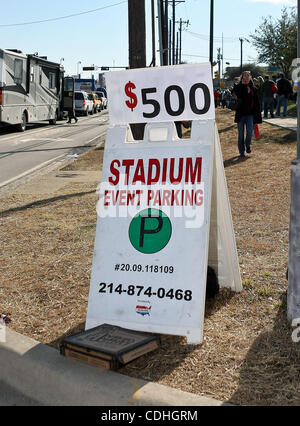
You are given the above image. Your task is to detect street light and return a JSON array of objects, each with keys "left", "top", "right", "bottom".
[{"left": 77, "top": 61, "right": 81, "bottom": 77}]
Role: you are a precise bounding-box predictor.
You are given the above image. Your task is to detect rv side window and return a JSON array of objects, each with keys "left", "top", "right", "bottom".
[
  {"left": 49, "top": 72, "right": 56, "bottom": 89},
  {"left": 30, "top": 66, "right": 34, "bottom": 83},
  {"left": 14, "top": 59, "right": 23, "bottom": 84}
]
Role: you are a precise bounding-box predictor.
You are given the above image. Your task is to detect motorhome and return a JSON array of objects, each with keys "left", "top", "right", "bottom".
[{"left": 0, "top": 48, "right": 65, "bottom": 131}]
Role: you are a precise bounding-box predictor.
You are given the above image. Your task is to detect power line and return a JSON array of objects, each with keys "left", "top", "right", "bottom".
[
  {"left": 0, "top": 1, "right": 127, "bottom": 27},
  {"left": 182, "top": 53, "right": 240, "bottom": 61},
  {"left": 185, "top": 30, "right": 244, "bottom": 43}
]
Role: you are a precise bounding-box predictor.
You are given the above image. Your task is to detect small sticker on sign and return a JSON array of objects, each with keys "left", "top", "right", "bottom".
[{"left": 136, "top": 301, "right": 152, "bottom": 317}]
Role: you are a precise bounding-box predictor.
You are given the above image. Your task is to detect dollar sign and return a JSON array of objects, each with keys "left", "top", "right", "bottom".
[{"left": 125, "top": 81, "right": 138, "bottom": 111}]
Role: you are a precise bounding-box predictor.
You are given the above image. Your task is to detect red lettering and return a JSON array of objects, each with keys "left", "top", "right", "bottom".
[
  {"left": 111, "top": 190, "right": 119, "bottom": 205},
  {"left": 119, "top": 190, "right": 126, "bottom": 205},
  {"left": 132, "top": 159, "right": 146, "bottom": 184},
  {"left": 185, "top": 157, "right": 202, "bottom": 184},
  {"left": 122, "top": 159, "right": 135, "bottom": 185},
  {"left": 195, "top": 189, "right": 203, "bottom": 206},
  {"left": 104, "top": 190, "right": 110, "bottom": 206},
  {"left": 153, "top": 190, "right": 161, "bottom": 206},
  {"left": 147, "top": 159, "right": 160, "bottom": 185},
  {"left": 162, "top": 190, "right": 171, "bottom": 205},
  {"left": 161, "top": 158, "right": 168, "bottom": 184},
  {"left": 170, "top": 158, "right": 184, "bottom": 184},
  {"left": 109, "top": 160, "right": 120, "bottom": 185},
  {"left": 147, "top": 190, "right": 154, "bottom": 204}
]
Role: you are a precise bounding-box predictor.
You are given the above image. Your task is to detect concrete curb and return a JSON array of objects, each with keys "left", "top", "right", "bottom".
[{"left": 0, "top": 328, "right": 227, "bottom": 406}]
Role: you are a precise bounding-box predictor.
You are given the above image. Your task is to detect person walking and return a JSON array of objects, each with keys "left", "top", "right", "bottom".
[
  {"left": 256, "top": 76, "right": 264, "bottom": 112},
  {"left": 232, "top": 70, "right": 262, "bottom": 158},
  {"left": 276, "top": 73, "right": 293, "bottom": 117},
  {"left": 67, "top": 108, "right": 78, "bottom": 124},
  {"left": 262, "top": 75, "right": 276, "bottom": 118}
]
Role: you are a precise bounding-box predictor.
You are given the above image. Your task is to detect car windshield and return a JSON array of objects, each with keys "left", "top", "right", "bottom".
[{"left": 75, "top": 92, "right": 83, "bottom": 100}]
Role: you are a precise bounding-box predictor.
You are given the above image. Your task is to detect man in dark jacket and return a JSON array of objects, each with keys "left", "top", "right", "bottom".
[
  {"left": 276, "top": 73, "right": 292, "bottom": 117},
  {"left": 262, "top": 75, "right": 276, "bottom": 118}
]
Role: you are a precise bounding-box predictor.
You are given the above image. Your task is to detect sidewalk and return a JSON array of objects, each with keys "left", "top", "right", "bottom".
[
  {"left": 0, "top": 328, "right": 227, "bottom": 406},
  {"left": 262, "top": 116, "right": 297, "bottom": 131}
]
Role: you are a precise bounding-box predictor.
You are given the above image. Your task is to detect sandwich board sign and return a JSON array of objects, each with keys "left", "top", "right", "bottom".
[{"left": 85, "top": 63, "right": 242, "bottom": 344}]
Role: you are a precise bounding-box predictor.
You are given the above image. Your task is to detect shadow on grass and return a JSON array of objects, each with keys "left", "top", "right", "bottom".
[
  {"left": 49, "top": 322, "right": 86, "bottom": 350},
  {"left": 0, "top": 190, "right": 96, "bottom": 217},
  {"left": 219, "top": 124, "right": 236, "bottom": 134},
  {"left": 228, "top": 292, "right": 300, "bottom": 406},
  {"left": 224, "top": 155, "right": 250, "bottom": 168}
]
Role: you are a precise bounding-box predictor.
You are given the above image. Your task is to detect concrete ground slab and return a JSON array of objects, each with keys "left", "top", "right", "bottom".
[
  {"left": 0, "top": 328, "right": 228, "bottom": 406},
  {"left": 13, "top": 171, "right": 102, "bottom": 195},
  {"left": 263, "top": 116, "right": 297, "bottom": 131}
]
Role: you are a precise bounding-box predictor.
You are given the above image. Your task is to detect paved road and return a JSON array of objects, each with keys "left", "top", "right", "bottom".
[
  {"left": 0, "top": 111, "right": 109, "bottom": 189},
  {"left": 0, "top": 380, "right": 43, "bottom": 406}
]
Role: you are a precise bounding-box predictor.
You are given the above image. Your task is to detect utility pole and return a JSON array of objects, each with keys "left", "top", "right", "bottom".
[
  {"left": 287, "top": 0, "right": 300, "bottom": 322},
  {"left": 172, "top": 0, "right": 176, "bottom": 65},
  {"left": 239, "top": 38, "right": 243, "bottom": 75},
  {"left": 176, "top": 31, "right": 179, "bottom": 64},
  {"left": 176, "top": 18, "right": 189, "bottom": 64},
  {"left": 222, "top": 32, "right": 224, "bottom": 78},
  {"left": 128, "top": 0, "right": 146, "bottom": 139},
  {"left": 157, "top": 0, "right": 164, "bottom": 65},
  {"left": 217, "top": 48, "right": 221, "bottom": 88},
  {"left": 128, "top": 0, "right": 146, "bottom": 69},
  {"left": 159, "top": 1, "right": 184, "bottom": 66},
  {"left": 151, "top": 0, "right": 156, "bottom": 66},
  {"left": 169, "top": 19, "right": 172, "bottom": 65},
  {"left": 209, "top": 0, "right": 214, "bottom": 71}
]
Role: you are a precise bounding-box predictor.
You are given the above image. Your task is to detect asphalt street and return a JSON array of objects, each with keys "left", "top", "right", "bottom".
[{"left": 0, "top": 111, "right": 109, "bottom": 189}]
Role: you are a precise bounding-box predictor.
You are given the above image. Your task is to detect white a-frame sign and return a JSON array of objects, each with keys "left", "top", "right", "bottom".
[{"left": 86, "top": 63, "right": 242, "bottom": 344}]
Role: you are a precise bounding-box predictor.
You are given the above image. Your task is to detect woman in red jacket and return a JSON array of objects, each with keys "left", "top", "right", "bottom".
[{"left": 232, "top": 71, "right": 262, "bottom": 157}]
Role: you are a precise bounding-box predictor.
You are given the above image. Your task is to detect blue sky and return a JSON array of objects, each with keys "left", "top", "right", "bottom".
[{"left": 0, "top": 0, "right": 296, "bottom": 77}]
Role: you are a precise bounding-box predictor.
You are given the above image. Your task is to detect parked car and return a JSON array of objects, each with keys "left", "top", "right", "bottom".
[
  {"left": 95, "top": 86, "right": 107, "bottom": 98},
  {"left": 74, "top": 91, "right": 93, "bottom": 116},
  {"left": 88, "top": 93, "right": 101, "bottom": 114},
  {"left": 95, "top": 91, "right": 107, "bottom": 110},
  {"left": 89, "top": 93, "right": 102, "bottom": 113}
]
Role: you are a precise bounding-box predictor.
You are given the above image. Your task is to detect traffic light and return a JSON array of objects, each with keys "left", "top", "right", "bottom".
[
  {"left": 214, "top": 71, "right": 219, "bottom": 80},
  {"left": 101, "top": 66, "right": 109, "bottom": 71}
]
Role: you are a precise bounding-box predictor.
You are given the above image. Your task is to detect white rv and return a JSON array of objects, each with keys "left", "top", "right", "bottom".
[{"left": 0, "top": 48, "right": 65, "bottom": 131}]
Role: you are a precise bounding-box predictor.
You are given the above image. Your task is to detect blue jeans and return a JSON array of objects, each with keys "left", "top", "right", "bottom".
[
  {"left": 237, "top": 115, "right": 253, "bottom": 155},
  {"left": 263, "top": 97, "right": 274, "bottom": 117},
  {"left": 276, "top": 95, "right": 288, "bottom": 116}
]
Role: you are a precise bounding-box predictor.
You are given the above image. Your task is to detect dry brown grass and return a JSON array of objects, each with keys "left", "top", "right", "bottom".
[{"left": 1, "top": 109, "right": 300, "bottom": 406}]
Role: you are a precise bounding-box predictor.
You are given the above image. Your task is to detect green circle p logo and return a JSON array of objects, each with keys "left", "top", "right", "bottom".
[{"left": 129, "top": 208, "right": 172, "bottom": 254}]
